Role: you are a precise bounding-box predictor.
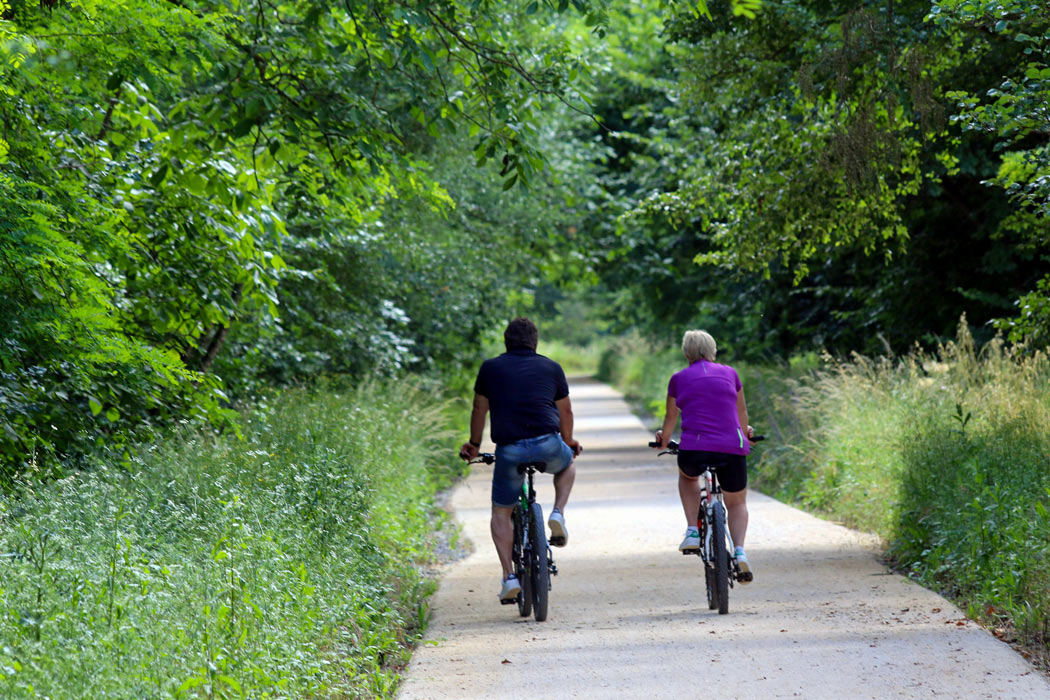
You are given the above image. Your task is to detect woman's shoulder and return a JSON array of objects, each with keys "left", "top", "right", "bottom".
[{"left": 712, "top": 361, "right": 740, "bottom": 376}]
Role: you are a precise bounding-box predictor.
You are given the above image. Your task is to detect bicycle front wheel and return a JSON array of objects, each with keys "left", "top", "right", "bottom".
[
  {"left": 530, "top": 502, "right": 550, "bottom": 622},
  {"left": 513, "top": 507, "right": 532, "bottom": 618},
  {"left": 710, "top": 502, "right": 729, "bottom": 615}
]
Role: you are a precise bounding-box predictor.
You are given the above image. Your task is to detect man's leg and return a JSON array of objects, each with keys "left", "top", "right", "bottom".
[
  {"left": 552, "top": 461, "right": 575, "bottom": 513},
  {"left": 491, "top": 505, "right": 515, "bottom": 579}
]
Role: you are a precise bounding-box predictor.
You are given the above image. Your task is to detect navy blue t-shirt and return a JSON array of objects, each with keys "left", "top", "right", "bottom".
[{"left": 473, "top": 348, "right": 570, "bottom": 445}]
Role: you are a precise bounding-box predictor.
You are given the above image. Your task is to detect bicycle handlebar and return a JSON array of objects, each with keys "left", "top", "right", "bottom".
[
  {"left": 469, "top": 453, "right": 496, "bottom": 465},
  {"left": 649, "top": 435, "right": 765, "bottom": 454}
]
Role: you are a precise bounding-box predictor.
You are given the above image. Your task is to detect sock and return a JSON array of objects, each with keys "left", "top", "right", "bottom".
[
  {"left": 686, "top": 527, "right": 699, "bottom": 536},
  {"left": 735, "top": 546, "right": 745, "bottom": 556}
]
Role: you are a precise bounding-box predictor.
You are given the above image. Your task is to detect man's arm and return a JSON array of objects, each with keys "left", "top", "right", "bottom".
[
  {"left": 459, "top": 393, "right": 489, "bottom": 460},
  {"left": 555, "top": 396, "right": 581, "bottom": 455}
]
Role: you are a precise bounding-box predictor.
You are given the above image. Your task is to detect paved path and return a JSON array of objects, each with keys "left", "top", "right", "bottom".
[{"left": 398, "top": 378, "right": 1049, "bottom": 699}]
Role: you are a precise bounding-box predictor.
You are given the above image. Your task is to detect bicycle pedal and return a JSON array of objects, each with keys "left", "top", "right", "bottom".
[
  {"left": 550, "top": 565, "right": 558, "bottom": 576},
  {"left": 681, "top": 548, "right": 700, "bottom": 555},
  {"left": 500, "top": 598, "right": 517, "bottom": 605}
]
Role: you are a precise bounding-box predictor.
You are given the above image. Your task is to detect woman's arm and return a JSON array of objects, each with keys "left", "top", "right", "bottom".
[
  {"left": 656, "top": 394, "right": 680, "bottom": 448},
  {"left": 736, "top": 388, "right": 754, "bottom": 441}
]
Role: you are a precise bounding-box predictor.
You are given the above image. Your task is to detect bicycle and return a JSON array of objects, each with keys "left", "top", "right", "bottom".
[
  {"left": 470, "top": 453, "right": 558, "bottom": 621},
  {"left": 649, "top": 437, "right": 763, "bottom": 615}
]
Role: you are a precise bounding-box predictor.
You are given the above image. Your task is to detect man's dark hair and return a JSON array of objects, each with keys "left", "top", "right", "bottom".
[{"left": 504, "top": 317, "right": 539, "bottom": 351}]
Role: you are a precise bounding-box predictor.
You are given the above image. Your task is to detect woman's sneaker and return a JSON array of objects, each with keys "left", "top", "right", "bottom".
[
  {"left": 499, "top": 574, "right": 521, "bottom": 602},
  {"left": 548, "top": 509, "right": 568, "bottom": 547},
  {"left": 679, "top": 527, "right": 701, "bottom": 552},
  {"left": 735, "top": 548, "right": 753, "bottom": 584}
]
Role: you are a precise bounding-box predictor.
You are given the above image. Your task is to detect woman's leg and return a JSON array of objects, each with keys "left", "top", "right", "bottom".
[
  {"left": 679, "top": 470, "right": 702, "bottom": 526},
  {"left": 722, "top": 488, "right": 749, "bottom": 549}
]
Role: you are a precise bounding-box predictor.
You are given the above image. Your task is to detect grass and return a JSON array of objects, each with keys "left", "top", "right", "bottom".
[
  {"left": 540, "top": 338, "right": 608, "bottom": 377},
  {"left": 600, "top": 322, "right": 1050, "bottom": 666},
  {"left": 0, "top": 379, "right": 462, "bottom": 699}
]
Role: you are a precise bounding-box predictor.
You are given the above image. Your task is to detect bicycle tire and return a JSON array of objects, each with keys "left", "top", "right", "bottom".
[
  {"left": 710, "top": 501, "right": 729, "bottom": 615},
  {"left": 530, "top": 502, "right": 550, "bottom": 621},
  {"left": 513, "top": 507, "right": 532, "bottom": 618},
  {"left": 697, "top": 505, "right": 717, "bottom": 610},
  {"left": 705, "top": 565, "right": 717, "bottom": 610}
]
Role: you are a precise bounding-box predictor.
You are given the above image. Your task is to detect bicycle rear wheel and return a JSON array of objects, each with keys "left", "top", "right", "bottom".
[
  {"left": 529, "top": 502, "right": 550, "bottom": 621},
  {"left": 705, "top": 566, "right": 717, "bottom": 610},
  {"left": 710, "top": 502, "right": 729, "bottom": 615},
  {"left": 697, "top": 508, "right": 717, "bottom": 610},
  {"left": 513, "top": 507, "right": 532, "bottom": 618}
]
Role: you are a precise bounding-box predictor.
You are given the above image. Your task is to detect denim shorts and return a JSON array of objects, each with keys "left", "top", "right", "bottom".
[{"left": 492, "top": 432, "right": 574, "bottom": 507}]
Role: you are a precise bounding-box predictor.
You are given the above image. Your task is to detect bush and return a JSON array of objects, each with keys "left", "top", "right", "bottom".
[{"left": 0, "top": 380, "right": 458, "bottom": 698}]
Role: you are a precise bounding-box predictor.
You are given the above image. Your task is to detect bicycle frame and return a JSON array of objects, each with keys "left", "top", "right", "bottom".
[
  {"left": 470, "top": 453, "right": 556, "bottom": 620},
  {"left": 519, "top": 465, "right": 557, "bottom": 578},
  {"left": 696, "top": 467, "right": 735, "bottom": 573},
  {"left": 650, "top": 438, "right": 755, "bottom": 614}
]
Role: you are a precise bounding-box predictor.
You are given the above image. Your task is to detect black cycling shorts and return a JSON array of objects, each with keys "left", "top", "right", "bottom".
[{"left": 677, "top": 450, "right": 748, "bottom": 493}]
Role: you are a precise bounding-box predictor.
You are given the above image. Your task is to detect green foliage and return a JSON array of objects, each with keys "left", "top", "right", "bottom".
[
  {"left": 564, "top": 0, "right": 1048, "bottom": 358},
  {"left": 0, "top": 0, "right": 620, "bottom": 480},
  {"left": 0, "top": 380, "right": 459, "bottom": 698},
  {"left": 0, "top": 174, "right": 217, "bottom": 481}
]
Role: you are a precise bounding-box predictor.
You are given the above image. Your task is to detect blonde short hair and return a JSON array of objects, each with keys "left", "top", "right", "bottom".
[{"left": 682, "top": 330, "right": 717, "bottom": 363}]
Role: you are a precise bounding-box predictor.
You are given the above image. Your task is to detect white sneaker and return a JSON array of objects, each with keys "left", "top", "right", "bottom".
[
  {"left": 548, "top": 509, "right": 568, "bottom": 547},
  {"left": 735, "top": 549, "right": 753, "bottom": 584},
  {"left": 679, "top": 528, "right": 700, "bottom": 552},
  {"left": 499, "top": 574, "right": 521, "bottom": 601}
]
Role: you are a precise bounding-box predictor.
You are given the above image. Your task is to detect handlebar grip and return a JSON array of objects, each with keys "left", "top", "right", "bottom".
[
  {"left": 648, "top": 441, "right": 660, "bottom": 448},
  {"left": 752, "top": 435, "right": 766, "bottom": 442}
]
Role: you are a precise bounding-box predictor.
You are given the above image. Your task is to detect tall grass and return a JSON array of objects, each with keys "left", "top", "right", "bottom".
[
  {"left": 0, "top": 380, "right": 460, "bottom": 699},
  {"left": 602, "top": 322, "right": 1050, "bottom": 661},
  {"left": 540, "top": 338, "right": 609, "bottom": 377}
]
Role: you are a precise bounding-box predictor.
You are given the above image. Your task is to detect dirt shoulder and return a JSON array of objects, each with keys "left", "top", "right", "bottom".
[{"left": 399, "top": 378, "right": 1049, "bottom": 699}]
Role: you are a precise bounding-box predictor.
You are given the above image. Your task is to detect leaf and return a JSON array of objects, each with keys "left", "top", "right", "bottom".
[
  {"left": 232, "top": 118, "right": 255, "bottom": 138},
  {"left": 88, "top": 397, "right": 103, "bottom": 416},
  {"left": 149, "top": 164, "right": 168, "bottom": 187}
]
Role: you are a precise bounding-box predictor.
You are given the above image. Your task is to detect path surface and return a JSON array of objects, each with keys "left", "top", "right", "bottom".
[{"left": 398, "top": 378, "right": 1049, "bottom": 699}]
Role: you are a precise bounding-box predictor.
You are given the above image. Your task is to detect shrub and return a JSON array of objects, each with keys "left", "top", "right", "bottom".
[{"left": 0, "top": 380, "right": 457, "bottom": 698}]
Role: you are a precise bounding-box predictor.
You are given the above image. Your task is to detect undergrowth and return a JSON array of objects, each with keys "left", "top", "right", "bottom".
[{"left": 0, "top": 380, "right": 461, "bottom": 699}]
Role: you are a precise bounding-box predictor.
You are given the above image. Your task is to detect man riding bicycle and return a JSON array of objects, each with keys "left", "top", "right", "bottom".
[{"left": 459, "top": 318, "right": 581, "bottom": 603}]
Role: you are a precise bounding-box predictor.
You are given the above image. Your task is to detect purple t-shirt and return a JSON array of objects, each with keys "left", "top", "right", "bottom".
[{"left": 667, "top": 360, "right": 750, "bottom": 455}]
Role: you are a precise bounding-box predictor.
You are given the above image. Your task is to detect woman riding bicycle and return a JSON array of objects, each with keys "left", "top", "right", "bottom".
[{"left": 652, "top": 330, "right": 756, "bottom": 583}]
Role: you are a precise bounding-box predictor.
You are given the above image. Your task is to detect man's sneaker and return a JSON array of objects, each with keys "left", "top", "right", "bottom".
[
  {"left": 548, "top": 509, "right": 568, "bottom": 547},
  {"left": 679, "top": 528, "right": 701, "bottom": 552},
  {"left": 735, "top": 548, "right": 753, "bottom": 584},
  {"left": 499, "top": 574, "right": 521, "bottom": 602}
]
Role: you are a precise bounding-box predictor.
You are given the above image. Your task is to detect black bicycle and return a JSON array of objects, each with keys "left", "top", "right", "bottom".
[
  {"left": 650, "top": 437, "right": 763, "bottom": 614},
  {"left": 470, "top": 453, "right": 557, "bottom": 621}
]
